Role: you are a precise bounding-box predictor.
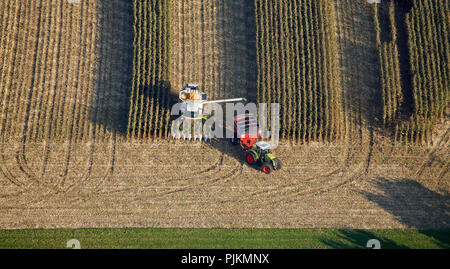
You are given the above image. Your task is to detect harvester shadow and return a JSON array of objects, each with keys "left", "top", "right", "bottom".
[{"left": 134, "top": 82, "right": 179, "bottom": 138}]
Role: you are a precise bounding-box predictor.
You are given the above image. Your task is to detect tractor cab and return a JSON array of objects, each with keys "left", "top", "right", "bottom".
[{"left": 254, "top": 141, "right": 271, "bottom": 156}]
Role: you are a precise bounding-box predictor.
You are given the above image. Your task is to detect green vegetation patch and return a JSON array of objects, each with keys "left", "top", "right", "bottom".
[{"left": 0, "top": 228, "right": 448, "bottom": 249}]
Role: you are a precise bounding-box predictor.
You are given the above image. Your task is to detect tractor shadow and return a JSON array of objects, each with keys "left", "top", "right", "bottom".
[
  {"left": 207, "top": 139, "right": 265, "bottom": 173},
  {"left": 205, "top": 132, "right": 279, "bottom": 174},
  {"left": 209, "top": 139, "right": 247, "bottom": 164}
]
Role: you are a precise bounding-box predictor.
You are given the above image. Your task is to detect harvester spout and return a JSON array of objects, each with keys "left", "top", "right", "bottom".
[{"left": 203, "top": 97, "right": 247, "bottom": 104}]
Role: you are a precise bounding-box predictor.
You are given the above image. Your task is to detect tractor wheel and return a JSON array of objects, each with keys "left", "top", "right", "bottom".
[
  {"left": 262, "top": 162, "right": 273, "bottom": 174},
  {"left": 273, "top": 158, "right": 282, "bottom": 170},
  {"left": 246, "top": 151, "right": 258, "bottom": 165}
]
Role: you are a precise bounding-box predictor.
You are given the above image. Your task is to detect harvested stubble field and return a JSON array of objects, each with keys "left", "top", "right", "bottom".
[{"left": 0, "top": 0, "right": 448, "bottom": 229}]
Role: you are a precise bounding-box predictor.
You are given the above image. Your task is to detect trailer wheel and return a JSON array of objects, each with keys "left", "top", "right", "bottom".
[
  {"left": 262, "top": 162, "right": 273, "bottom": 174},
  {"left": 246, "top": 151, "right": 257, "bottom": 165}
]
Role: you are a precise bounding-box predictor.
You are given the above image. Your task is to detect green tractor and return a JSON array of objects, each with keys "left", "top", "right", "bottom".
[{"left": 245, "top": 141, "right": 282, "bottom": 174}]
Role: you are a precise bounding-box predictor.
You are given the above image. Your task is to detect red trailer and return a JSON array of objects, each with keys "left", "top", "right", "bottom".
[{"left": 231, "top": 113, "right": 261, "bottom": 150}]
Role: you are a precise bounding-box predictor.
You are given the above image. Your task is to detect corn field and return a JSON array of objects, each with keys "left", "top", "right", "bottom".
[
  {"left": 397, "top": 0, "right": 449, "bottom": 143},
  {"left": 0, "top": 0, "right": 106, "bottom": 143},
  {"left": 254, "top": 0, "right": 343, "bottom": 142},
  {"left": 373, "top": 0, "right": 448, "bottom": 143},
  {"left": 127, "top": 0, "right": 172, "bottom": 140},
  {"left": 407, "top": 0, "right": 449, "bottom": 120}
]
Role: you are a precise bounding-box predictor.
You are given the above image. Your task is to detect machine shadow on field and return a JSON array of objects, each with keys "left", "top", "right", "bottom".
[
  {"left": 204, "top": 138, "right": 279, "bottom": 174},
  {"left": 360, "top": 178, "right": 450, "bottom": 233},
  {"left": 321, "top": 230, "right": 408, "bottom": 249},
  {"left": 89, "top": 0, "right": 134, "bottom": 137},
  {"left": 208, "top": 139, "right": 252, "bottom": 168}
]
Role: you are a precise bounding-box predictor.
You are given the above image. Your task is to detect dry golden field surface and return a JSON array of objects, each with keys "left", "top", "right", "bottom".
[{"left": 0, "top": 0, "right": 448, "bottom": 229}]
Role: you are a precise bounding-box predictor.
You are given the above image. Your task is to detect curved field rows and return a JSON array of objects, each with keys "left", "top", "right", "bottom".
[
  {"left": 0, "top": 0, "right": 448, "bottom": 229},
  {"left": 1, "top": 140, "right": 447, "bottom": 229}
]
